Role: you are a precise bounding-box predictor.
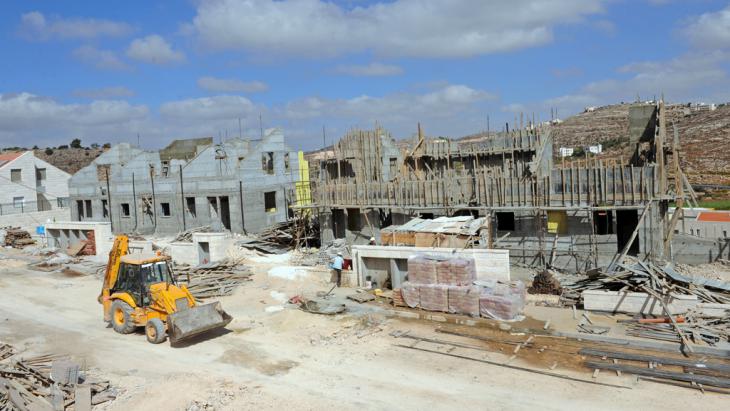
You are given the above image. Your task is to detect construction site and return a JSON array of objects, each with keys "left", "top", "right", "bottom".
[{"left": 0, "top": 96, "right": 729, "bottom": 410}]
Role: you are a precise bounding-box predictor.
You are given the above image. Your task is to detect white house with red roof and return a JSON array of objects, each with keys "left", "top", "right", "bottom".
[{"left": 0, "top": 151, "right": 70, "bottom": 214}]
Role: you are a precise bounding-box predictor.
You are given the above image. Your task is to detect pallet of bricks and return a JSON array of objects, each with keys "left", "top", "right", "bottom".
[{"left": 398, "top": 253, "right": 525, "bottom": 320}]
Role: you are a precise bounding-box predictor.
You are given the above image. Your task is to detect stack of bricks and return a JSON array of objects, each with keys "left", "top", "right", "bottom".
[
  {"left": 448, "top": 285, "right": 481, "bottom": 317},
  {"left": 401, "top": 282, "right": 420, "bottom": 308},
  {"left": 419, "top": 284, "right": 449, "bottom": 312},
  {"left": 479, "top": 281, "right": 526, "bottom": 320},
  {"left": 392, "top": 288, "right": 406, "bottom": 307},
  {"left": 80, "top": 230, "right": 96, "bottom": 255},
  {"left": 407, "top": 255, "right": 438, "bottom": 284},
  {"left": 436, "top": 257, "right": 475, "bottom": 285}
]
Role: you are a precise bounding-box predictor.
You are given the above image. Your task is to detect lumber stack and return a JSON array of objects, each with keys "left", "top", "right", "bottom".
[
  {"left": 176, "top": 259, "right": 253, "bottom": 300},
  {"left": 0, "top": 342, "right": 116, "bottom": 410},
  {"left": 255, "top": 216, "right": 320, "bottom": 250}
]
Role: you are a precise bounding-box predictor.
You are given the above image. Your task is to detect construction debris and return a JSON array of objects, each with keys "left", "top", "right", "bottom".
[
  {"left": 0, "top": 342, "right": 116, "bottom": 410},
  {"left": 175, "top": 259, "right": 253, "bottom": 300},
  {"left": 3, "top": 228, "right": 35, "bottom": 248},
  {"left": 528, "top": 269, "right": 563, "bottom": 295},
  {"left": 625, "top": 311, "right": 729, "bottom": 346},
  {"left": 298, "top": 299, "right": 346, "bottom": 315},
  {"left": 564, "top": 257, "right": 730, "bottom": 305},
  {"left": 173, "top": 226, "right": 213, "bottom": 242}
]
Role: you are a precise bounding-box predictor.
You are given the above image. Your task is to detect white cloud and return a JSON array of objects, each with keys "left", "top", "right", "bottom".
[
  {"left": 682, "top": 5, "right": 730, "bottom": 49},
  {"left": 160, "top": 95, "right": 260, "bottom": 122},
  {"left": 19, "top": 11, "right": 133, "bottom": 40},
  {"left": 515, "top": 51, "right": 730, "bottom": 119},
  {"left": 73, "top": 46, "right": 131, "bottom": 71},
  {"left": 279, "top": 84, "right": 497, "bottom": 139},
  {"left": 333, "top": 62, "right": 403, "bottom": 76},
  {"left": 197, "top": 77, "right": 268, "bottom": 93},
  {"left": 190, "top": 0, "right": 605, "bottom": 58},
  {"left": 73, "top": 86, "right": 135, "bottom": 99},
  {"left": 126, "top": 35, "right": 185, "bottom": 65},
  {"left": 0, "top": 83, "right": 498, "bottom": 149},
  {"left": 0, "top": 93, "right": 148, "bottom": 147}
]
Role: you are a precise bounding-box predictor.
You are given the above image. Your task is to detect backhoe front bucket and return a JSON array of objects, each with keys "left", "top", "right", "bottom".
[{"left": 167, "top": 302, "right": 232, "bottom": 344}]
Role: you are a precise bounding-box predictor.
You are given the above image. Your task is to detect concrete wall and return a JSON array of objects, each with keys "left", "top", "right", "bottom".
[
  {"left": 45, "top": 221, "right": 114, "bottom": 256},
  {"left": 351, "top": 245, "right": 510, "bottom": 288},
  {"left": 69, "top": 130, "right": 300, "bottom": 235}
]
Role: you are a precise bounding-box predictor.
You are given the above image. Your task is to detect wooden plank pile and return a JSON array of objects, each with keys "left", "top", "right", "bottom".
[
  {"left": 4, "top": 228, "right": 35, "bottom": 248},
  {"left": 256, "top": 217, "right": 319, "bottom": 250},
  {"left": 562, "top": 257, "right": 730, "bottom": 348},
  {"left": 0, "top": 342, "right": 116, "bottom": 410},
  {"left": 563, "top": 257, "right": 730, "bottom": 304},
  {"left": 176, "top": 259, "right": 253, "bottom": 300}
]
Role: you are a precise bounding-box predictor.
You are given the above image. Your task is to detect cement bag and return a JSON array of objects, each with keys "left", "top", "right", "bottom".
[
  {"left": 407, "top": 254, "right": 438, "bottom": 284},
  {"left": 448, "top": 285, "right": 480, "bottom": 317},
  {"left": 401, "top": 282, "right": 420, "bottom": 308},
  {"left": 419, "top": 284, "right": 449, "bottom": 312}
]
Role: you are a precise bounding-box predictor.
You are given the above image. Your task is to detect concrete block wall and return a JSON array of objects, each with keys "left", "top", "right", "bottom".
[
  {"left": 69, "top": 131, "right": 300, "bottom": 236},
  {"left": 44, "top": 221, "right": 114, "bottom": 256}
]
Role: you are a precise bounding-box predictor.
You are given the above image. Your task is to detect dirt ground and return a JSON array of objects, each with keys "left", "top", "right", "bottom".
[{"left": 0, "top": 248, "right": 726, "bottom": 410}]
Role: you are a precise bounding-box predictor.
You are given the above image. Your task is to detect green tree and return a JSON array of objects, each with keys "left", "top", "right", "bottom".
[
  {"left": 102, "top": 142, "right": 111, "bottom": 149},
  {"left": 44, "top": 147, "right": 54, "bottom": 155},
  {"left": 70, "top": 138, "right": 82, "bottom": 149}
]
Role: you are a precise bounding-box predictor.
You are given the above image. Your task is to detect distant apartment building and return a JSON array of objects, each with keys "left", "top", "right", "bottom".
[{"left": 0, "top": 151, "right": 70, "bottom": 214}]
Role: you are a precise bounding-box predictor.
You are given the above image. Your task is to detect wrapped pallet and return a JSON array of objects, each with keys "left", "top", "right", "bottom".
[
  {"left": 448, "top": 285, "right": 480, "bottom": 317},
  {"left": 401, "top": 282, "right": 420, "bottom": 308},
  {"left": 419, "top": 284, "right": 449, "bottom": 312},
  {"left": 407, "top": 254, "right": 438, "bottom": 284},
  {"left": 454, "top": 257, "right": 476, "bottom": 285},
  {"left": 479, "top": 280, "right": 526, "bottom": 320}
]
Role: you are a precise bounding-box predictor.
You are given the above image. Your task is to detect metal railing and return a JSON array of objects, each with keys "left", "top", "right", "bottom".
[{"left": 0, "top": 197, "right": 69, "bottom": 216}]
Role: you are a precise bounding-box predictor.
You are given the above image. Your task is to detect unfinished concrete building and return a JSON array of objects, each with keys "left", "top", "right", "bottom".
[
  {"left": 69, "top": 130, "right": 300, "bottom": 235},
  {"left": 309, "top": 103, "right": 719, "bottom": 271}
]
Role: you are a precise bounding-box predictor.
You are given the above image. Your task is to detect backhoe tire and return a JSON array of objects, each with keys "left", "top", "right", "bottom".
[
  {"left": 110, "top": 300, "right": 136, "bottom": 334},
  {"left": 145, "top": 318, "right": 167, "bottom": 344}
]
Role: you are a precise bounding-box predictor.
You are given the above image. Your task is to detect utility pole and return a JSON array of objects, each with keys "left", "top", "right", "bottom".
[{"left": 259, "top": 114, "right": 263, "bottom": 139}]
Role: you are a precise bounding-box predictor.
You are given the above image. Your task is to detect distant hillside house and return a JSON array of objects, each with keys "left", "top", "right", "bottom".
[{"left": 0, "top": 151, "right": 71, "bottom": 213}]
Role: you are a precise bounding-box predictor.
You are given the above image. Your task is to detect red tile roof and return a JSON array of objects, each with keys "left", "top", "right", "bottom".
[
  {"left": 697, "top": 211, "right": 730, "bottom": 223},
  {"left": 0, "top": 152, "right": 23, "bottom": 168}
]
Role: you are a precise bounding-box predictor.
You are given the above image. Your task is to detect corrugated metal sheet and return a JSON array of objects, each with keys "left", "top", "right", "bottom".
[{"left": 382, "top": 216, "right": 486, "bottom": 235}]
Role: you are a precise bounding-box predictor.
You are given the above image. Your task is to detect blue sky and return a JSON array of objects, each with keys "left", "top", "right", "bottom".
[{"left": 1, "top": 0, "right": 729, "bottom": 150}]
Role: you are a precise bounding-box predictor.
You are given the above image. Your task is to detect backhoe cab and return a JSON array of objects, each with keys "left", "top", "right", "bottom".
[{"left": 100, "top": 235, "right": 232, "bottom": 344}]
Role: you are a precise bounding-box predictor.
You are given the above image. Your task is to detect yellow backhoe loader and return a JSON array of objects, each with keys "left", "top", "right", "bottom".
[{"left": 99, "top": 235, "right": 232, "bottom": 344}]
